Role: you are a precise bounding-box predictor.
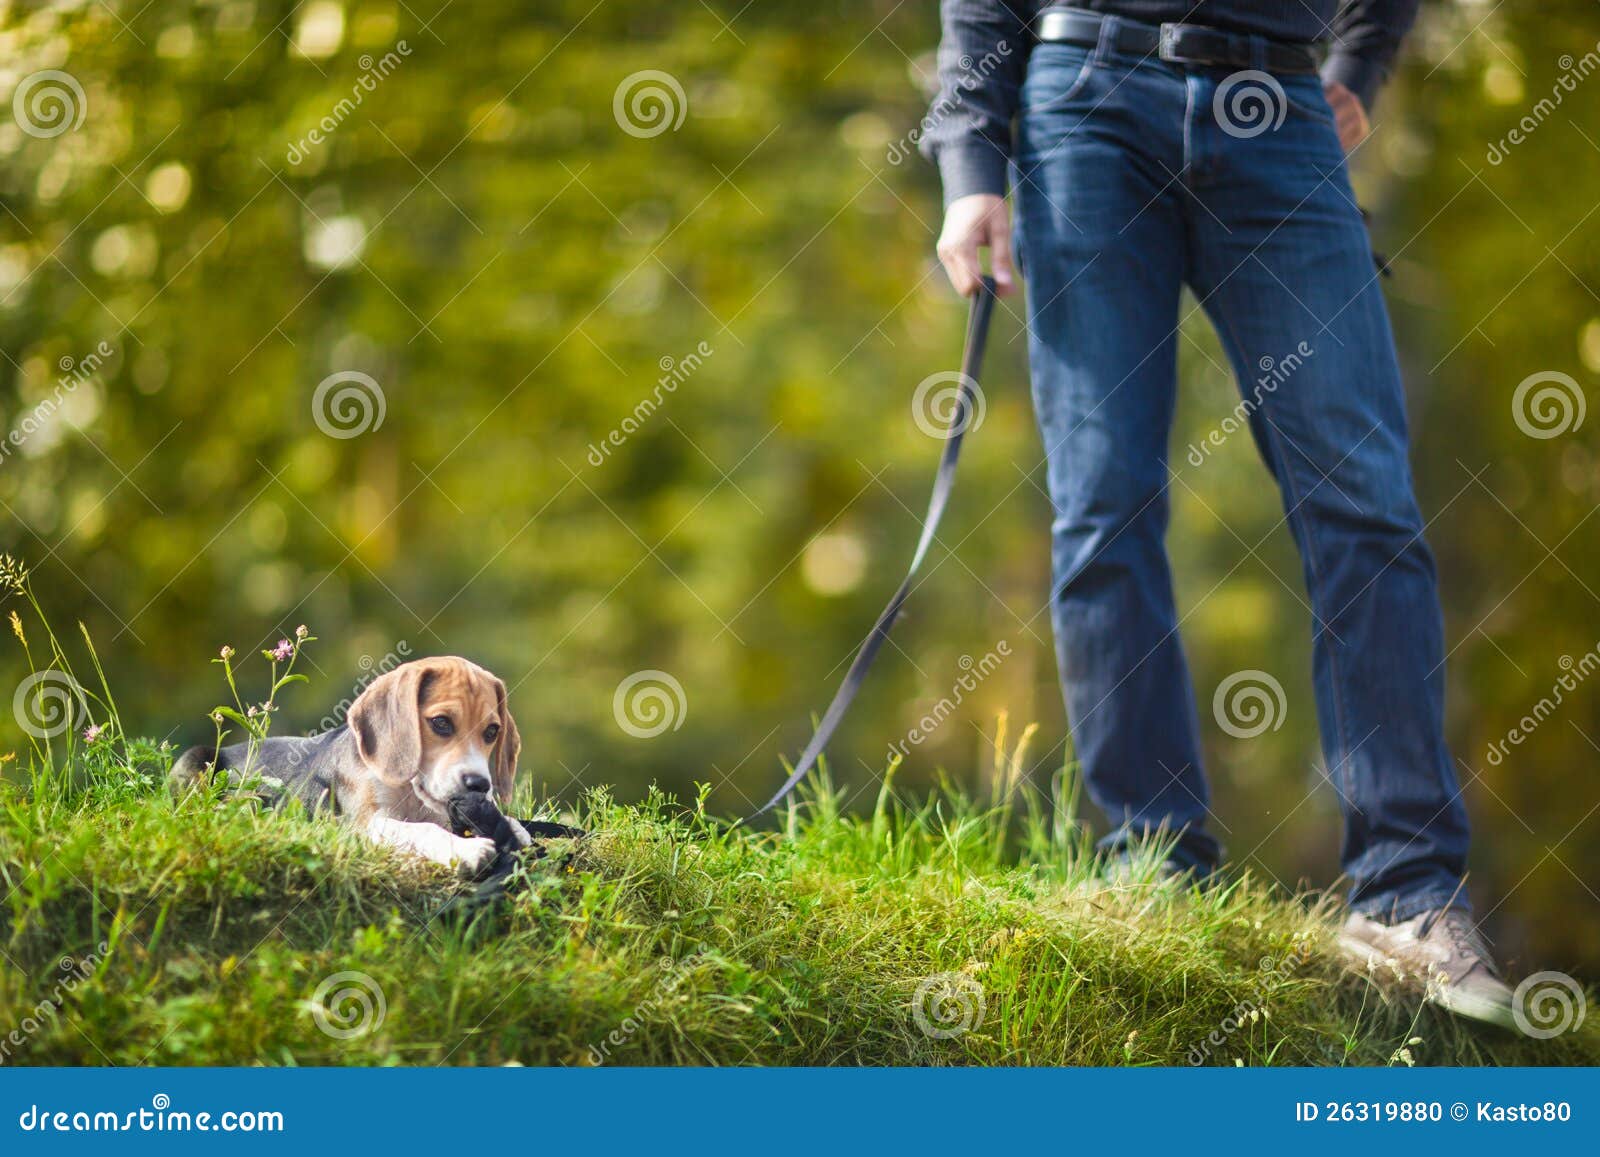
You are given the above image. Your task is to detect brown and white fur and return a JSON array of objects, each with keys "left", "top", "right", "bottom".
[{"left": 169, "top": 656, "right": 527, "bottom": 877}]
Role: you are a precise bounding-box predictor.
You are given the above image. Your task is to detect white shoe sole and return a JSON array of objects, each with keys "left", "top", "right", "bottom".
[
  {"left": 1337, "top": 931, "right": 1391, "bottom": 970},
  {"left": 1338, "top": 931, "right": 1518, "bottom": 1031},
  {"left": 1430, "top": 982, "right": 1519, "bottom": 1031}
]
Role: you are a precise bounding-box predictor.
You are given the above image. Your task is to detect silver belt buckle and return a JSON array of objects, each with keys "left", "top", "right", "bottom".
[{"left": 1157, "top": 23, "right": 1182, "bottom": 62}]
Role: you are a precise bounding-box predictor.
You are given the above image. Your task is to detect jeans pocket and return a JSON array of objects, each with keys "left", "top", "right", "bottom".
[
  {"left": 1278, "top": 76, "right": 1335, "bottom": 127},
  {"left": 1020, "top": 43, "right": 1096, "bottom": 114}
]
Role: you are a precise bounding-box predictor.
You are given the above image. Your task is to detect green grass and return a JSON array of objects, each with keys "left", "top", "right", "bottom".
[
  {"left": 1, "top": 560, "right": 1594, "bottom": 1067},
  {"left": 3, "top": 752, "right": 1597, "bottom": 1067}
]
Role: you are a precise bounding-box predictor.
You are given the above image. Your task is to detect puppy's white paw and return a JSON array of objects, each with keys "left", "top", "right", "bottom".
[
  {"left": 503, "top": 817, "right": 534, "bottom": 849},
  {"left": 453, "top": 835, "right": 499, "bottom": 879}
]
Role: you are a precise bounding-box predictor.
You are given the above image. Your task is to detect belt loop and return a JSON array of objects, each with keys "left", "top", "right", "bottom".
[
  {"left": 1094, "top": 14, "right": 1120, "bottom": 64},
  {"left": 1249, "top": 35, "right": 1267, "bottom": 72}
]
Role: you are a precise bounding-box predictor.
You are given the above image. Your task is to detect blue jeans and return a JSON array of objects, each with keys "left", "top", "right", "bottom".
[{"left": 1012, "top": 20, "right": 1469, "bottom": 921}]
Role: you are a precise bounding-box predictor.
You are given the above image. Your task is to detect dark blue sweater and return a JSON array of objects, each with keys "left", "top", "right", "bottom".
[{"left": 920, "top": 1, "right": 1420, "bottom": 203}]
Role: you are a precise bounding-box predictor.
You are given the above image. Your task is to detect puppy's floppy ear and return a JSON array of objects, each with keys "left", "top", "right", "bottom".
[
  {"left": 348, "top": 661, "right": 431, "bottom": 787},
  {"left": 489, "top": 674, "right": 521, "bottom": 806}
]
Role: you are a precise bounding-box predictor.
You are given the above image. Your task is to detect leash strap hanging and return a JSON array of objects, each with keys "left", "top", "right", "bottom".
[{"left": 751, "top": 277, "right": 997, "bottom": 818}]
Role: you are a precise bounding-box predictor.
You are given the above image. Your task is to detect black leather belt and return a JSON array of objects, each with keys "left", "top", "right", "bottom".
[{"left": 1037, "top": 8, "right": 1320, "bottom": 75}]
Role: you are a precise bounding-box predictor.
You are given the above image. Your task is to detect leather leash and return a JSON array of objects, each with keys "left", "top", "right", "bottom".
[{"left": 750, "top": 277, "right": 998, "bottom": 819}]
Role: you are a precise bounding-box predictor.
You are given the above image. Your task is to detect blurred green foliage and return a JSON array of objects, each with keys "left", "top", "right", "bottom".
[{"left": 1, "top": 1, "right": 1596, "bottom": 973}]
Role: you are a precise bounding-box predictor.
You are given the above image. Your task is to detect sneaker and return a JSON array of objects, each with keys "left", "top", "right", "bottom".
[{"left": 1339, "top": 906, "right": 1517, "bottom": 1029}]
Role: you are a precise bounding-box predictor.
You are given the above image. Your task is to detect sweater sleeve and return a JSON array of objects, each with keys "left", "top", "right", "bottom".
[
  {"left": 917, "top": 0, "right": 1031, "bottom": 205},
  {"left": 1321, "top": 0, "right": 1422, "bottom": 111}
]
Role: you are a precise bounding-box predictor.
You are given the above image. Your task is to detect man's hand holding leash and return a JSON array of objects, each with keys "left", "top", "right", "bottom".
[{"left": 938, "top": 193, "right": 1017, "bottom": 297}]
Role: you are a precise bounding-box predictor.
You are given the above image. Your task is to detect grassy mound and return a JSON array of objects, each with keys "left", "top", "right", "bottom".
[{"left": 2, "top": 755, "right": 1596, "bottom": 1067}]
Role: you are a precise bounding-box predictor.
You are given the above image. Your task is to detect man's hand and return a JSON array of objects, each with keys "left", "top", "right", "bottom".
[
  {"left": 1323, "top": 82, "right": 1370, "bottom": 153},
  {"left": 936, "top": 193, "right": 1017, "bottom": 297}
]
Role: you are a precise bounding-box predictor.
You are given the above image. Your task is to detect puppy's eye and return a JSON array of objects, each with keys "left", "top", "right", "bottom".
[
  {"left": 483, "top": 723, "right": 501, "bottom": 744},
  {"left": 428, "top": 715, "right": 453, "bottom": 737}
]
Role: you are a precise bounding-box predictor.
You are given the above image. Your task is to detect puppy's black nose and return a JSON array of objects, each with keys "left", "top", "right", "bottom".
[{"left": 459, "top": 772, "right": 491, "bottom": 795}]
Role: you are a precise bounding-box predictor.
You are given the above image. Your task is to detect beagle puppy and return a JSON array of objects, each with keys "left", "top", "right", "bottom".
[{"left": 169, "top": 656, "right": 528, "bottom": 877}]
